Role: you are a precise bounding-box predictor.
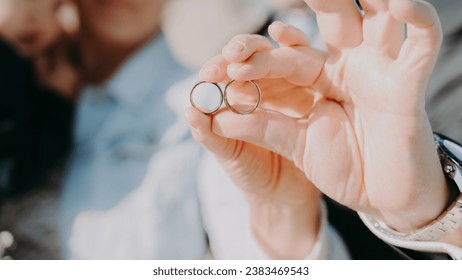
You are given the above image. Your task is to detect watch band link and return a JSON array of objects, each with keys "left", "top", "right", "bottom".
[{"left": 407, "top": 195, "right": 462, "bottom": 241}]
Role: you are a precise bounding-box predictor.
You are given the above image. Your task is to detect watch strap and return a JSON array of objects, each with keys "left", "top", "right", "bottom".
[
  {"left": 409, "top": 195, "right": 462, "bottom": 241},
  {"left": 357, "top": 193, "right": 462, "bottom": 242},
  {"left": 357, "top": 133, "right": 462, "bottom": 259},
  {"left": 358, "top": 212, "right": 462, "bottom": 259}
]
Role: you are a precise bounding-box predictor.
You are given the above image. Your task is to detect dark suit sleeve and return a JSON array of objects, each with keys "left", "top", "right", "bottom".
[{"left": 0, "top": 40, "right": 74, "bottom": 195}]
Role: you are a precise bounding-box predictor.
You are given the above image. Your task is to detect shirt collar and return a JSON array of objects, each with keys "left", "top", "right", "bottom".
[{"left": 83, "top": 34, "right": 183, "bottom": 107}]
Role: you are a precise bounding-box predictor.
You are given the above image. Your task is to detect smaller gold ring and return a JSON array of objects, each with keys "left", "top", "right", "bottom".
[
  {"left": 189, "top": 81, "right": 224, "bottom": 115},
  {"left": 223, "top": 80, "right": 261, "bottom": 115}
]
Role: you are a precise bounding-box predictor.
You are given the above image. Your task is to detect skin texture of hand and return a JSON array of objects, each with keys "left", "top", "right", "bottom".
[
  {"left": 191, "top": 0, "right": 451, "bottom": 233},
  {"left": 186, "top": 109, "right": 321, "bottom": 259},
  {"left": 185, "top": 21, "right": 324, "bottom": 259}
]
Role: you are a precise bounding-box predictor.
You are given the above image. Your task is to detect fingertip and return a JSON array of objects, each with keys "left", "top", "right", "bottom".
[
  {"left": 389, "top": 0, "right": 414, "bottom": 21},
  {"left": 185, "top": 108, "right": 212, "bottom": 146},
  {"left": 198, "top": 64, "right": 221, "bottom": 81},
  {"left": 187, "top": 108, "right": 231, "bottom": 153},
  {"left": 210, "top": 110, "right": 234, "bottom": 138},
  {"left": 268, "top": 21, "right": 310, "bottom": 47},
  {"left": 268, "top": 21, "right": 290, "bottom": 40},
  {"left": 222, "top": 35, "right": 251, "bottom": 62},
  {"left": 389, "top": 0, "right": 438, "bottom": 28},
  {"left": 198, "top": 55, "right": 228, "bottom": 82},
  {"left": 222, "top": 41, "right": 246, "bottom": 61},
  {"left": 226, "top": 63, "right": 244, "bottom": 80},
  {"left": 226, "top": 62, "right": 264, "bottom": 81},
  {"left": 390, "top": 0, "right": 442, "bottom": 51},
  {"left": 184, "top": 107, "right": 197, "bottom": 125},
  {"left": 184, "top": 107, "right": 210, "bottom": 130},
  {"left": 222, "top": 34, "right": 273, "bottom": 63}
]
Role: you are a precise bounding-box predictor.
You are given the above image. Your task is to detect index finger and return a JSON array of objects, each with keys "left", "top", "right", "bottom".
[
  {"left": 304, "top": 0, "right": 363, "bottom": 51},
  {"left": 390, "top": 0, "right": 442, "bottom": 73},
  {"left": 199, "top": 55, "right": 230, "bottom": 83},
  {"left": 227, "top": 46, "right": 326, "bottom": 86}
]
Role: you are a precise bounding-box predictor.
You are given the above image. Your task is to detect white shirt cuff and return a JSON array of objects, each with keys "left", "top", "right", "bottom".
[{"left": 248, "top": 201, "right": 350, "bottom": 260}]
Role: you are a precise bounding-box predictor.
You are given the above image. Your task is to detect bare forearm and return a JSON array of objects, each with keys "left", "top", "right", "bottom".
[{"left": 247, "top": 192, "right": 321, "bottom": 259}]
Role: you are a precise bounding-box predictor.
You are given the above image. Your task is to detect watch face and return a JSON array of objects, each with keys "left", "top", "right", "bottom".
[
  {"left": 435, "top": 133, "right": 462, "bottom": 168},
  {"left": 443, "top": 139, "right": 462, "bottom": 166},
  {"left": 436, "top": 133, "right": 462, "bottom": 193}
]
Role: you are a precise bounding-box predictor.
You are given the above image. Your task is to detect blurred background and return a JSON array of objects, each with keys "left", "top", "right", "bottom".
[
  {"left": 1, "top": 0, "right": 461, "bottom": 260},
  {"left": 0, "top": 0, "right": 316, "bottom": 259}
]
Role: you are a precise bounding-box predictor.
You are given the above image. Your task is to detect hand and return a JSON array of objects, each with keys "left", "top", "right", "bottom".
[
  {"left": 185, "top": 24, "right": 325, "bottom": 259},
  {"left": 196, "top": 0, "right": 449, "bottom": 232}
]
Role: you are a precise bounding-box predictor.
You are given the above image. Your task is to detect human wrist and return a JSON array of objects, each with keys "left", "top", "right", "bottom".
[
  {"left": 363, "top": 132, "right": 462, "bottom": 243},
  {"left": 247, "top": 192, "right": 321, "bottom": 259},
  {"left": 372, "top": 119, "right": 450, "bottom": 232},
  {"left": 379, "top": 177, "right": 450, "bottom": 233}
]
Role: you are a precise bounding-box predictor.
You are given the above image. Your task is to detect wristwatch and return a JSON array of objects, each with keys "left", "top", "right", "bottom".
[{"left": 358, "top": 133, "right": 462, "bottom": 259}]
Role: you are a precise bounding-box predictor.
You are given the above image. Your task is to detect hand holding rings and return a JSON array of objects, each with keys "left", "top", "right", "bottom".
[{"left": 190, "top": 80, "right": 261, "bottom": 115}]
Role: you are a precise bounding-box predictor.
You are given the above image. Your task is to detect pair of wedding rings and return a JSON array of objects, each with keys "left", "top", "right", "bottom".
[{"left": 189, "top": 80, "right": 262, "bottom": 115}]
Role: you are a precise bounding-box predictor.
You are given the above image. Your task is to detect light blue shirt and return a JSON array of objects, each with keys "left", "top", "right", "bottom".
[
  {"left": 59, "top": 35, "right": 208, "bottom": 259},
  {"left": 59, "top": 33, "right": 348, "bottom": 260}
]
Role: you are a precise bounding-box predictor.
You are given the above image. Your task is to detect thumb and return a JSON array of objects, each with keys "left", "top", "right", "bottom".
[
  {"left": 211, "top": 108, "right": 304, "bottom": 166},
  {"left": 185, "top": 107, "right": 235, "bottom": 159}
]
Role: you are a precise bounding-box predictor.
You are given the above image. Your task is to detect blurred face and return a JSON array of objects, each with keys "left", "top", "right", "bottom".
[
  {"left": 77, "top": 0, "right": 167, "bottom": 47},
  {"left": 0, "top": 0, "right": 69, "bottom": 56}
]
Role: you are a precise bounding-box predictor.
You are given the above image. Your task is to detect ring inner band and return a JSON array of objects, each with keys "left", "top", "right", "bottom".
[
  {"left": 223, "top": 80, "right": 261, "bottom": 115},
  {"left": 189, "top": 81, "right": 224, "bottom": 115}
]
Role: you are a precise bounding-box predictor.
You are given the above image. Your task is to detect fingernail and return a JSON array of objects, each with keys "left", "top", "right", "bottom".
[
  {"left": 223, "top": 42, "right": 245, "bottom": 55},
  {"left": 227, "top": 65, "right": 238, "bottom": 77},
  {"left": 278, "top": 21, "right": 290, "bottom": 28},
  {"left": 227, "top": 63, "right": 245, "bottom": 78},
  {"left": 271, "top": 21, "right": 289, "bottom": 29},
  {"left": 227, "top": 65, "right": 236, "bottom": 75}
]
